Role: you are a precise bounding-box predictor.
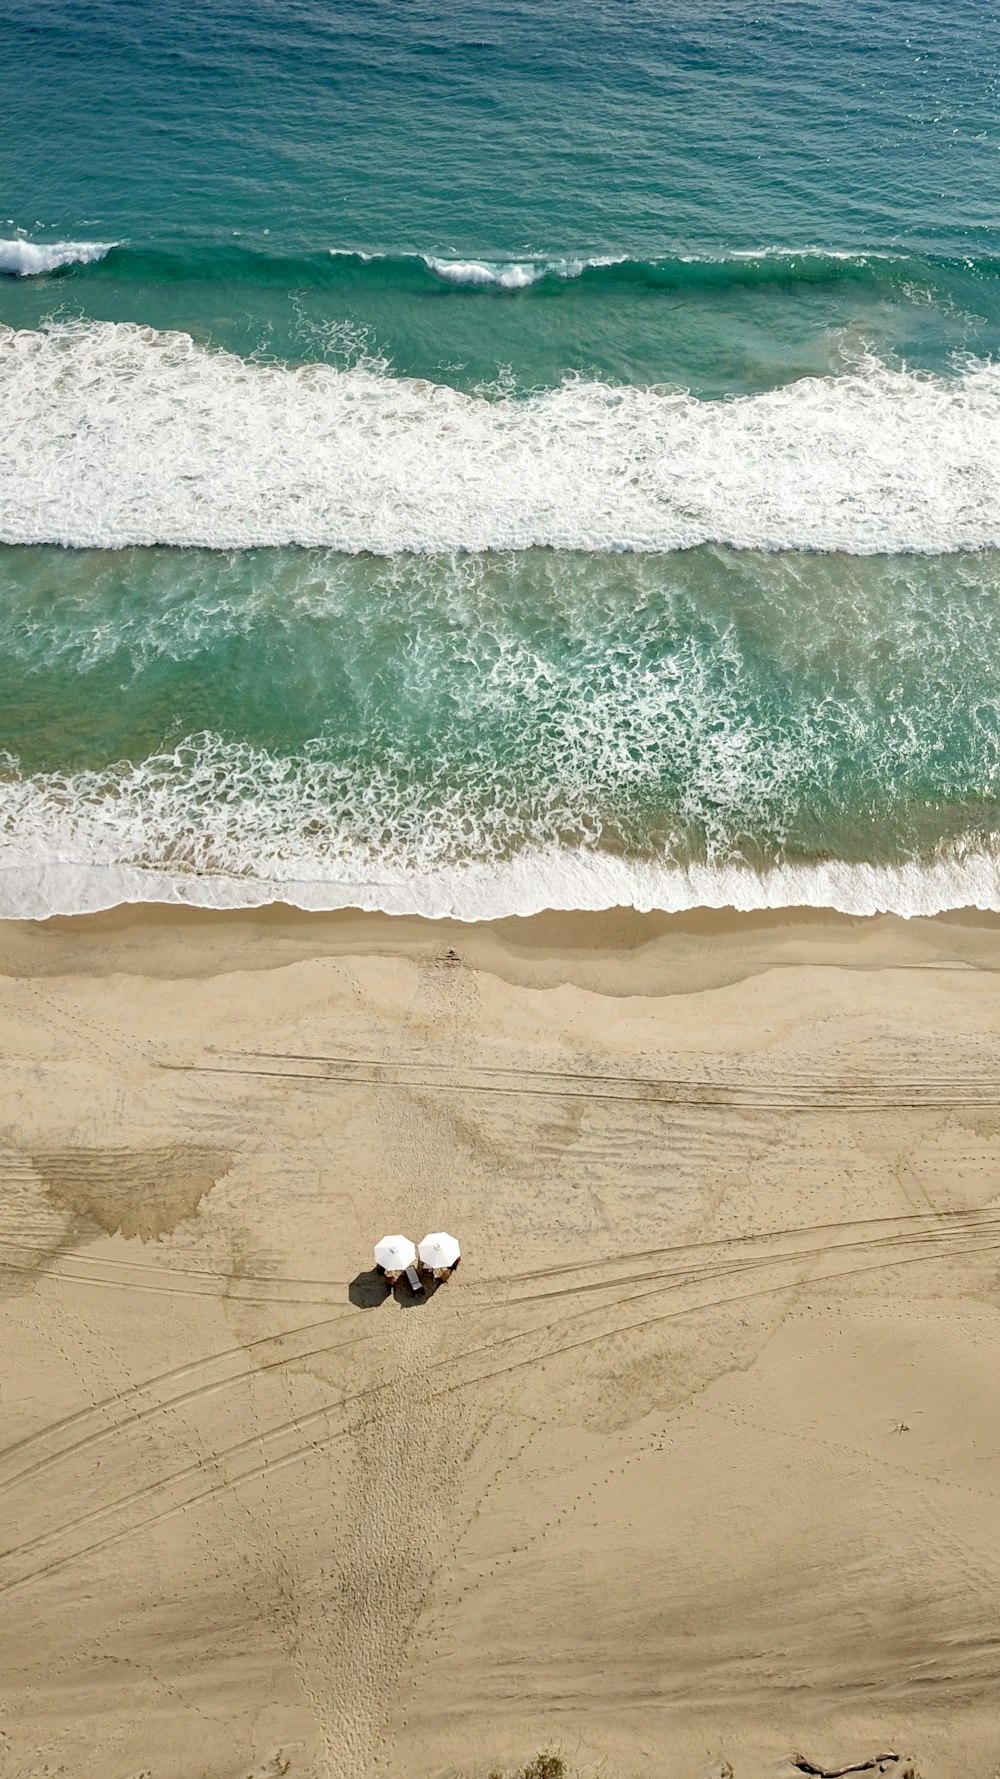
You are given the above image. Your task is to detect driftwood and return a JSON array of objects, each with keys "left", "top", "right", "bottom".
[{"left": 790, "top": 1756, "right": 902, "bottom": 1778}]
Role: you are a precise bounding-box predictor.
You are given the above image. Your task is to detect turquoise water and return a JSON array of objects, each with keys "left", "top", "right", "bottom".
[{"left": 2, "top": 0, "right": 1000, "bottom": 917}]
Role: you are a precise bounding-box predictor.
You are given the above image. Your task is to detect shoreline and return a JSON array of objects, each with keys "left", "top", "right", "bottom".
[
  {"left": 7, "top": 898, "right": 1000, "bottom": 991},
  {"left": 7, "top": 840, "right": 1000, "bottom": 926}
]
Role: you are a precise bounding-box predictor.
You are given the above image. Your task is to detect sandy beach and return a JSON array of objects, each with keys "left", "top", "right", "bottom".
[{"left": 3, "top": 904, "right": 1000, "bottom": 1779}]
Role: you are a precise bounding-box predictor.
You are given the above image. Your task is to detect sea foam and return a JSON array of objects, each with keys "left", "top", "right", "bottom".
[
  {"left": 2, "top": 834, "right": 999, "bottom": 924},
  {"left": 1, "top": 726, "right": 999, "bottom": 923},
  {"left": 0, "top": 239, "right": 116, "bottom": 276},
  {"left": 4, "top": 321, "right": 1000, "bottom": 553}
]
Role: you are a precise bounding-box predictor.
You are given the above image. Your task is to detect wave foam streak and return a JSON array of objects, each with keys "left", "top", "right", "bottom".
[
  {"left": 3, "top": 760, "right": 1000, "bottom": 925},
  {"left": 3, "top": 539, "right": 1000, "bottom": 919},
  {"left": 3, "top": 322, "right": 1000, "bottom": 552}
]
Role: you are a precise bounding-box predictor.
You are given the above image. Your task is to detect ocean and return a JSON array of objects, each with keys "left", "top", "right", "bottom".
[{"left": 2, "top": 0, "right": 1000, "bottom": 919}]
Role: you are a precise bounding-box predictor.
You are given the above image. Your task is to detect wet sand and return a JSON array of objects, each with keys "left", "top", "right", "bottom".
[{"left": 2, "top": 905, "right": 1000, "bottom": 1779}]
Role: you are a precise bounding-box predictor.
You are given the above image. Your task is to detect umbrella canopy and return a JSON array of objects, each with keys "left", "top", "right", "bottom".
[
  {"left": 374, "top": 1234, "right": 417, "bottom": 1273},
  {"left": 418, "top": 1232, "right": 461, "bottom": 1272}
]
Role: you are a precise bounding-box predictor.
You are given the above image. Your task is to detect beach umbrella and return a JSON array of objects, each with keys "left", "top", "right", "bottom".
[
  {"left": 418, "top": 1232, "right": 461, "bottom": 1272},
  {"left": 374, "top": 1234, "right": 417, "bottom": 1274}
]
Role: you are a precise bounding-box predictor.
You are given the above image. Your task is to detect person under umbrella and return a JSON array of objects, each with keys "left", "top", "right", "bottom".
[
  {"left": 418, "top": 1231, "right": 461, "bottom": 1282},
  {"left": 373, "top": 1233, "right": 417, "bottom": 1284}
]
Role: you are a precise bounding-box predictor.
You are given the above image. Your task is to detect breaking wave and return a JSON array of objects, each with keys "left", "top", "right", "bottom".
[
  {"left": 3, "top": 321, "right": 1000, "bottom": 553},
  {"left": 6, "top": 238, "right": 1000, "bottom": 298},
  {"left": 0, "top": 238, "right": 116, "bottom": 277},
  {"left": 421, "top": 254, "right": 623, "bottom": 288}
]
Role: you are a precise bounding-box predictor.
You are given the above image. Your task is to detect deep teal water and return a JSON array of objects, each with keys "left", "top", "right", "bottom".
[
  {"left": 2, "top": 0, "right": 1000, "bottom": 916},
  {"left": 4, "top": 0, "right": 999, "bottom": 257}
]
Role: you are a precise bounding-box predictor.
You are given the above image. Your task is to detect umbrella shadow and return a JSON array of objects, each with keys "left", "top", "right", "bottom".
[
  {"left": 395, "top": 1275, "right": 441, "bottom": 1308},
  {"left": 348, "top": 1270, "right": 443, "bottom": 1309},
  {"left": 348, "top": 1269, "right": 392, "bottom": 1309}
]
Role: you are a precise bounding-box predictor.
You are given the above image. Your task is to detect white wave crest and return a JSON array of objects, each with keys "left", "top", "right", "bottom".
[
  {"left": 0, "top": 239, "right": 115, "bottom": 277},
  {"left": 422, "top": 255, "right": 619, "bottom": 288},
  {"left": 424, "top": 257, "right": 544, "bottom": 288},
  {"left": 723, "top": 245, "right": 896, "bottom": 262},
  {"left": 3, "top": 321, "right": 1000, "bottom": 552}
]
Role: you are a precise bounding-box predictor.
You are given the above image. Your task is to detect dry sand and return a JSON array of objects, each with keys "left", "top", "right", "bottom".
[{"left": 2, "top": 905, "right": 1000, "bottom": 1779}]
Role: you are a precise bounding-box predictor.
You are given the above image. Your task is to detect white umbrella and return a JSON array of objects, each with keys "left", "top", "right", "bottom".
[
  {"left": 418, "top": 1232, "right": 461, "bottom": 1273},
  {"left": 374, "top": 1234, "right": 417, "bottom": 1274}
]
